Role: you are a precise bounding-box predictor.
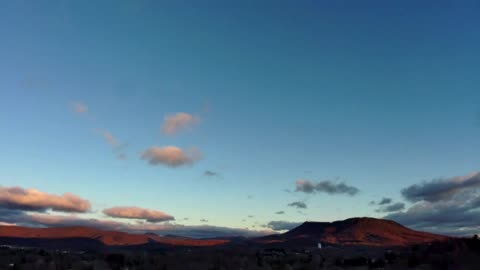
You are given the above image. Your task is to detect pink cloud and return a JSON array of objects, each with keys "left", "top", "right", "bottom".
[
  {"left": 71, "top": 102, "right": 88, "bottom": 114},
  {"left": 0, "top": 187, "right": 91, "bottom": 213},
  {"left": 103, "top": 206, "right": 174, "bottom": 222},
  {"left": 161, "top": 112, "right": 200, "bottom": 135},
  {"left": 97, "top": 129, "right": 118, "bottom": 146},
  {"left": 141, "top": 146, "right": 202, "bottom": 167}
]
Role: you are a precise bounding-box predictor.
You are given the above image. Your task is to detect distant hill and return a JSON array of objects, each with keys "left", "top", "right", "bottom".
[
  {"left": 0, "top": 218, "right": 449, "bottom": 250},
  {"left": 256, "top": 217, "right": 448, "bottom": 247},
  {"left": 0, "top": 225, "right": 228, "bottom": 248}
]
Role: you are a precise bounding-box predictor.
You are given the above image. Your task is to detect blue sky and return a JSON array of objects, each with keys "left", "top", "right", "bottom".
[{"left": 1, "top": 1, "right": 480, "bottom": 236}]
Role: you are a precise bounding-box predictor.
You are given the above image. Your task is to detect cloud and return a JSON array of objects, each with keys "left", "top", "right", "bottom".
[
  {"left": 161, "top": 112, "right": 200, "bottom": 135},
  {"left": 376, "top": 202, "right": 405, "bottom": 213},
  {"left": 275, "top": 211, "right": 285, "bottom": 215},
  {"left": 288, "top": 201, "right": 307, "bottom": 209},
  {"left": 370, "top": 197, "right": 393, "bottom": 206},
  {"left": 378, "top": 197, "right": 393, "bottom": 205},
  {"left": 204, "top": 170, "right": 220, "bottom": 177},
  {"left": 200, "top": 219, "right": 208, "bottom": 223},
  {"left": 295, "top": 179, "right": 359, "bottom": 196},
  {"left": 103, "top": 206, "right": 174, "bottom": 222},
  {"left": 401, "top": 172, "right": 480, "bottom": 202},
  {"left": 385, "top": 171, "right": 480, "bottom": 236},
  {"left": 266, "top": 221, "right": 301, "bottom": 231},
  {"left": 97, "top": 129, "right": 118, "bottom": 147},
  {"left": 0, "top": 209, "right": 273, "bottom": 238},
  {"left": 0, "top": 187, "right": 91, "bottom": 213},
  {"left": 71, "top": 102, "right": 88, "bottom": 114},
  {"left": 141, "top": 146, "right": 202, "bottom": 167}
]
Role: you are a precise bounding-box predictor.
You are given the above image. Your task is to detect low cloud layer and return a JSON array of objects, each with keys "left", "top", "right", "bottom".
[
  {"left": 401, "top": 172, "right": 480, "bottom": 202},
  {"left": 103, "top": 206, "right": 174, "bottom": 222},
  {"left": 141, "top": 146, "right": 202, "bottom": 167},
  {"left": 295, "top": 179, "right": 359, "bottom": 196},
  {"left": 0, "top": 210, "right": 271, "bottom": 238},
  {"left": 386, "top": 171, "right": 480, "bottom": 236},
  {"left": 0, "top": 187, "right": 91, "bottom": 213},
  {"left": 161, "top": 112, "right": 200, "bottom": 135},
  {"left": 288, "top": 201, "right": 307, "bottom": 209},
  {"left": 266, "top": 221, "right": 301, "bottom": 231}
]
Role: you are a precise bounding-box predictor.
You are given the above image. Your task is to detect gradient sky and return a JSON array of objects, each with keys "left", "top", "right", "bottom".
[{"left": 1, "top": 1, "right": 480, "bottom": 236}]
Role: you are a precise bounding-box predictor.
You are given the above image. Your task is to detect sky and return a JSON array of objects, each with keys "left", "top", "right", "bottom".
[{"left": 1, "top": 0, "right": 480, "bottom": 237}]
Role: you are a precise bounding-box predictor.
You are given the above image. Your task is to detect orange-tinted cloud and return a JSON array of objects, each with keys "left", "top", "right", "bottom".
[
  {"left": 141, "top": 146, "right": 202, "bottom": 167},
  {"left": 103, "top": 206, "right": 174, "bottom": 222},
  {"left": 97, "top": 129, "right": 118, "bottom": 147},
  {"left": 0, "top": 187, "right": 91, "bottom": 213},
  {"left": 161, "top": 112, "right": 199, "bottom": 135}
]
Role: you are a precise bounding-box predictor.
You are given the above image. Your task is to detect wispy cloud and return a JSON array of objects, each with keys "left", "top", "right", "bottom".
[
  {"left": 141, "top": 146, "right": 202, "bottom": 167},
  {"left": 0, "top": 186, "right": 91, "bottom": 213},
  {"left": 204, "top": 170, "right": 220, "bottom": 177},
  {"left": 376, "top": 202, "right": 405, "bottom": 213},
  {"left": 71, "top": 102, "right": 88, "bottom": 114},
  {"left": 266, "top": 221, "right": 301, "bottom": 231},
  {"left": 96, "top": 129, "right": 118, "bottom": 147},
  {"left": 288, "top": 201, "right": 307, "bottom": 209},
  {"left": 161, "top": 112, "right": 200, "bottom": 135},
  {"left": 295, "top": 179, "right": 359, "bottom": 196},
  {"left": 103, "top": 206, "right": 174, "bottom": 222},
  {"left": 275, "top": 211, "right": 285, "bottom": 215},
  {"left": 370, "top": 197, "right": 393, "bottom": 206}
]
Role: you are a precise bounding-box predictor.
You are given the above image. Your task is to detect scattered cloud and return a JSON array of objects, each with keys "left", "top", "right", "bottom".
[
  {"left": 370, "top": 197, "right": 393, "bottom": 206},
  {"left": 200, "top": 219, "right": 208, "bottom": 222},
  {"left": 103, "top": 206, "right": 174, "bottom": 222},
  {"left": 141, "top": 146, "right": 202, "bottom": 167},
  {"left": 288, "top": 201, "right": 307, "bottom": 209},
  {"left": 295, "top": 179, "right": 359, "bottom": 196},
  {"left": 97, "top": 129, "right": 118, "bottom": 147},
  {"left": 161, "top": 112, "right": 200, "bottom": 135},
  {"left": 248, "top": 215, "right": 254, "bottom": 218},
  {"left": 376, "top": 202, "right": 405, "bottom": 213},
  {"left": 378, "top": 197, "right": 393, "bottom": 205},
  {"left": 401, "top": 172, "right": 480, "bottom": 202},
  {"left": 386, "top": 171, "right": 480, "bottom": 236},
  {"left": 0, "top": 187, "right": 91, "bottom": 213},
  {"left": 204, "top": 170, "right": 220, "bottom": 177},
  {"left": 275, "top": 211, "right": 285, "bottom": 215},
  {"left": 71, "top": 102, "right": 88, "bottom": 114},
  {"left": 266, "top": 221, "right": 301, "bottom": 231}
]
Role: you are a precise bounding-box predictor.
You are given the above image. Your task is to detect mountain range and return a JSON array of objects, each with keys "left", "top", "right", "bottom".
[{"left": 0, "top": 217, "right": 448, "bottom": 250}]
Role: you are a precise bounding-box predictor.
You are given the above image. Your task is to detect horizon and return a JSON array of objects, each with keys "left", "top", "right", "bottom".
[{"left": 1, "top": 1, "right": 480, "bottom": 239}]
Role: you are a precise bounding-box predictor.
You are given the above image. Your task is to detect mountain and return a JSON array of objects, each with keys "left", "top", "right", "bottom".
[
  {"left": 0, "top": 225, "right": 228, "bottom": 248},
  {"left": 0, "top": 218, "right": 449, "bottom": 250},
  {"left": 257, "top": 217, "right": 448, "bottom": 247}
]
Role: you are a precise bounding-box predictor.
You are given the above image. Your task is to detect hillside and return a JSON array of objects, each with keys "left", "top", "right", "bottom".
[
  {"left": 0, "top": 225, "right": 228, "bottom": 247},
  {"left": 257, "top": 217, "right": 448, "bottom": 247}
]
